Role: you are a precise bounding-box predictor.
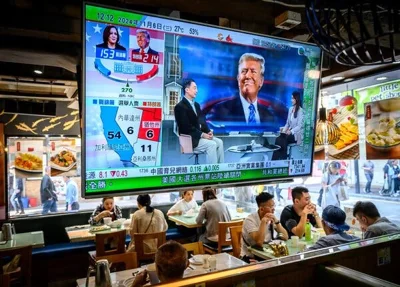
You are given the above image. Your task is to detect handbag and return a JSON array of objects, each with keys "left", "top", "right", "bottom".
[{"left": 338, "top": 183, "right": 349, "bottom": 201}]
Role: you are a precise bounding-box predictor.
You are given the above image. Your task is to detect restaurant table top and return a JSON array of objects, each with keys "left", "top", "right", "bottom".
[
  {"left": 0, "top": 231, "right": 44, "bottom": 249},
  {"left": 249, "top": 230, "right": 361, "bottom": 260},
  {"left": 77, "top": 252, "right": 247, "bottom": 287},
  {"left": 249, "top": 237, "right": 315, "bottom": 260},
  {"left": 168, "top": 209, "right": 250, "bottom": 229},
  {"left": 65, "top": 224, "right": 130, "bottom": 243}
]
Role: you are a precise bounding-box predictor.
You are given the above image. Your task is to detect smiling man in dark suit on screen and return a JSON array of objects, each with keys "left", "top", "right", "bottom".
[
  {"left": 174, "top": 79, "right": 224, "bottom": 164},
  {"left": 132, "top": 29, "right": 159, "bottom": 56},
  {"left": 207, "top": 53, "right": 275, "bottom": 125}
]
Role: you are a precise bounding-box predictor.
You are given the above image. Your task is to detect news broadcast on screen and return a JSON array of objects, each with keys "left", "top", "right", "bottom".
[{"left": 83, "top": 3, "right": 322, "bottom": 197}]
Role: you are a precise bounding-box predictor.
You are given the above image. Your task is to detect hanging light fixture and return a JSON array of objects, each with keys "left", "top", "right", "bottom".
[{"left": 306, "top": 0, "right": 400, "bottom": 66}]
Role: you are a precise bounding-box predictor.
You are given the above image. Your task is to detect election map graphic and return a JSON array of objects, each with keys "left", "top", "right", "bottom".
[{"left": 85, "top": 20, "right": 164, "bottom": 169}]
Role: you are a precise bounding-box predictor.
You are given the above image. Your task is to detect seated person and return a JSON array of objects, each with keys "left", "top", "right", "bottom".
[
  {"left": 131, "top": 240, "right": 189, "bottom": 287},
  {"left": 167, "top": 190, "right": 198, "bottom": 238},
  {"left": 89, "top": 197, "right": 122, "bottom": 225},
  {"left": 196, "top": 187, "right": 231, "bottom": 245},
  {"left": 309, "top": 205, "right": 359, "bottom": 250},
  {"left": 241, "top": 192, "right": 288, "bottom": 263},
  {"left": 280, "top": 187, "right": 322, "bottom": 238},
  {"left": 167, "top": 190, "right": 198, "bottom": 216},
  {"left": 353, "top": 201, "right": 400, "bottom": 238},
  {"left": 272, "top": 91, "right": 304, "bottom": 160},
  {"left": 128, "top": 194, "right": 168, "bottom": 253}
]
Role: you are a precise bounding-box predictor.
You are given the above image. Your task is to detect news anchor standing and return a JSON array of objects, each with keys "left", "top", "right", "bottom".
[
  {"left": 207, "top": 53, "right": 274, "bottom": 124},
  {"left": 132, "top": 29, "right": 159, "bottom": 56},
  {"left": 272, "top": 91, "right": 304, "bottom": 160},
  {"left": 174, "top": 79, "right": 224, "bottom": 164}
]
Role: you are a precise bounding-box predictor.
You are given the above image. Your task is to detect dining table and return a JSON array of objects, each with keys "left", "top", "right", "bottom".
[
  {"left": 0, "top": 231, "right": 44, "bottom": 249},
  {"left": 168, "top": 209, "right": 250, "bottom": 229},
  {"left": 65, "top": 224, "right": 131, "bottom": 243},
  {"left": 248, "top": 229, "right": 363, "bottom": 260},
  {"left": 77, "top": 252, "right": 248, "bottom": 287}
]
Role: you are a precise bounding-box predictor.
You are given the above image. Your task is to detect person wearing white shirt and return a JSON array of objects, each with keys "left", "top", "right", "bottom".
[
  {"left": 321, "top": 161, "right": 347, "bottom": 209},
  {"left": 167, "top": 190, "right": 199, "bottom": 239},
  {"left": 241, "top": 192, "right": 288, "bottom": 263},
  {"left": 167, "top": 190, "right": 198, "bottom": 216},
  {"left": 272, "top": 91, "right": 304, "bottom": 160}
]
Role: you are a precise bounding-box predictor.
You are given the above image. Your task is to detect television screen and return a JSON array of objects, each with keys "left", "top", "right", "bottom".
[{"left": 83, "top": 3, "right": 322, "bottom": 197}]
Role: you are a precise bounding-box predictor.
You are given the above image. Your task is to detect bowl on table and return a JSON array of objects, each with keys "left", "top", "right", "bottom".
[{"left": 108, "top": 221, "right": 122, "bottom": 228}]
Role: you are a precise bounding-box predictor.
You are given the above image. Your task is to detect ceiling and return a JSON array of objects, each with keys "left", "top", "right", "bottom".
[
  {"left": 0, "top": 0, "right": 398, "bottom": 104},
  {"left": 322, "top": 68, "right": 400, "bottom": 95}
]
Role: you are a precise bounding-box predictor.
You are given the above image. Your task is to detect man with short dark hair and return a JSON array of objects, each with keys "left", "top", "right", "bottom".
[
  {"left": 40, "top": 166, "right": 58, "bottom": 215},
  {"left": 131, "top": 241, "right": 189, "bottom": 286},
  {"left": 174, "top": 79, "right": 224, "bottom": 164},
  {"left": 241, "top": 192, "right": 288, "bottom": 262},
  {"left": 280, "top": 186, "right": 322, "bottom": 238},
  {"left": 353, "top": 201, "right": 400, "bottom": 238},
  {"left": 309, "top": 205, "right": 358, "bottom": 250}
]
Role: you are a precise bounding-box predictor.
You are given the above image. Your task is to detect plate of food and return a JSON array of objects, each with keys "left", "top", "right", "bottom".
[
  {"left": 328, "top": 117, "right": 359, "bottom": 155},
  {"left": 14, "top": 153, "right": 43, "bottom": 173},
  {"left": 263, "top": 240, "right": 289, "bottom": 258},
  {"left": 365, "top": 117, "right": 400, "bottom": 150},
  {"left": 89, "top": 225, "right": 111, "bottom": 233},
  {"left": 50, "top": 148, "right": 77, "bottom": 171}
]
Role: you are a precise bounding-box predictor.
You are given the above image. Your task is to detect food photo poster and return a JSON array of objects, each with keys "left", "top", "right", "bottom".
[
  {"left": 49, "top": 138, "right": 79, "bottom": 177},
  {"left": 12, "top": 140, "right": 45, "bottom": 178},
  {"left": 364, "top": 97, "right": 400, "bottom": 159}
]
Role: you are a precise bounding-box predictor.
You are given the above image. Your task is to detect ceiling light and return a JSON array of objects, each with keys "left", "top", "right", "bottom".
[
  {"left": 376, "top": 76, "right": 387, "bottom": 81},
  {"left": 344, "top": 78, "right": 354, "bottom": 82},
  {"left": 34, "top": 70, "right": 43, "bottom": 74},
  {"left": 332, "top": 76, "right": 345, "bottom": 81}
]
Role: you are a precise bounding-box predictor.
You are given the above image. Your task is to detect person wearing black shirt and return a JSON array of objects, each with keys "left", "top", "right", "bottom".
[
  {"left": 280, "top": 186, "right": 322, "bottom": 238},
  {"left": 40, "top": 166, "right": 58, "bottom": 214}
]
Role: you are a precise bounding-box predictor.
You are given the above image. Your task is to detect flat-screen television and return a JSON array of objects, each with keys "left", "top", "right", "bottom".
[{"left": 83, "top": 3, "right": 322, "bottom": 197}]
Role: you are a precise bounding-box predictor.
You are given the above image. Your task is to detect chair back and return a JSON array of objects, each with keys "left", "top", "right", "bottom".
[
  {"left": 133, "top": 231, "right": 166, "bottom": 262},
  {"left": 182, "top": 242, "right": 204, "bottom": 257},
  {"left": 178, "top": 134, "right": 193, "bottom": 154},
  {"left": 96, "top": 252, "right": 138, "bottom": 272},
  {"left": 0, "top": 245, "right": 32, "bottom": 287},
  {"left": 217, "top": 221, "right": 243, "bottom": 253},
  {"left": 95, "top": 229, "right": 126, "bottom": 257},
  {"left": 229, "top": 226, "right": 243, "bottom": 258}
]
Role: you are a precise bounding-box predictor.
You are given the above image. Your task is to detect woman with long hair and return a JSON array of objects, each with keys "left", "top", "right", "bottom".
[
  {"left": 89, "top": 197, "right": 122, "bottom": 225},
  {"left": 321, "top": 161, "right": 347, "bottom": 209},
  {"left": 195, "top": 187, "right": 231, "bottom": 245},
  {"left": 128, "top": 194, "right": 168, "bottom": 252},
  {"left": 96, "top": 25, "right": 126, "bottom": 51},
  {"left": 272, "top": 91, "right": 304, "bottom": 160}
]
